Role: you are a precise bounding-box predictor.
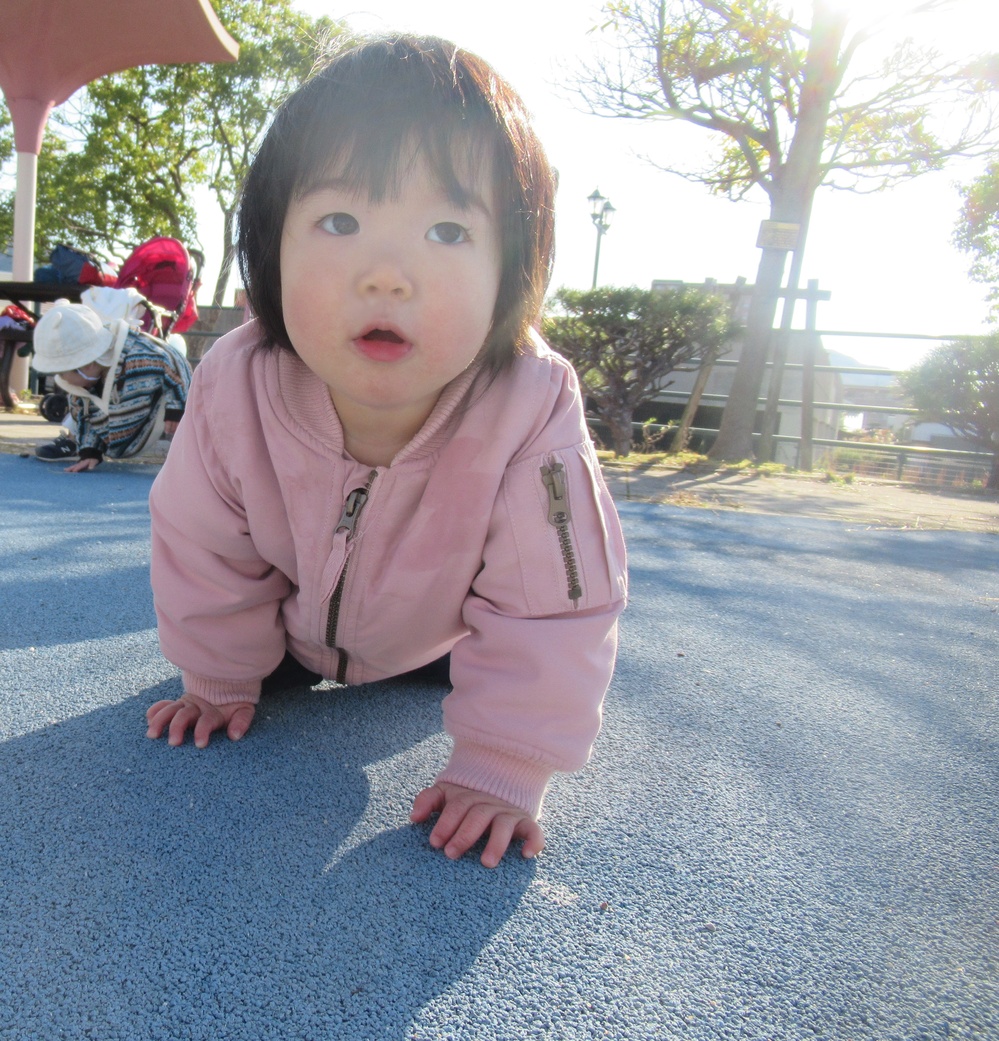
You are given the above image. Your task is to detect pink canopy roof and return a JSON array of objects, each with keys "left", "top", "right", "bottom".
[{"left": 1, "top": 0, "right": 239, "bottom": 155}]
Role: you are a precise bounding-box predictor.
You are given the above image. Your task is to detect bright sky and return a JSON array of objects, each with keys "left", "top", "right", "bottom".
[{"left": 202, "top": 0, "right": 999, "bottom": 370}]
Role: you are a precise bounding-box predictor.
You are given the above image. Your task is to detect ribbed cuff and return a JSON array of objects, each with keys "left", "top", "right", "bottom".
[
  {"left": 182, "top": 670, "right": 262, "bottom": 705},
  {"left": 436, "top": 740, "right": 554, "bottom": 818}
]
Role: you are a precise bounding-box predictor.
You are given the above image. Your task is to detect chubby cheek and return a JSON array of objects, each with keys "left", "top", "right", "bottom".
[
  {"left": 424, "top": 270, "right": 499, "bottom": 353},
  {"left": 426, "top": 301, "right": 493, "bottom": 355},
  {"left": 280, "top": 277, "right": 330, "bottom": 355},
  {"left": 280, "top": 235, "right": 325, "bottom": 344}
]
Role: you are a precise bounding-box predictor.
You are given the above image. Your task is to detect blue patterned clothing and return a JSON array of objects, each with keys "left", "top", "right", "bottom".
[{"left": 59, "top": 330, "right": 192, "bottom": 462}]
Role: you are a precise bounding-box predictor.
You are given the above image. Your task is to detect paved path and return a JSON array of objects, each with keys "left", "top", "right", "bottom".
[
  {"left": 600, "top": 460, "right": 999, "bottom": 534},
  {"left": 1, "top": 454, "right": 996, "bottom": 1040}
]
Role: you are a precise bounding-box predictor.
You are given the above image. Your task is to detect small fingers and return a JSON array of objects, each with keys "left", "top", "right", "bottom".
[
  {"left": 65, "top": 459, "right": 98, "bottom": 473},
  {"left": 516, "top": 818, "right": 547, "bottom": 861},
  {"left": 434, "top": 803, "right": 499, "bottom": 862},
  {"left": 168, "top": 702, "right": 203, "bottom": 746},
  {"left": 192, "top": 708, "right": 221, "bottom": 749},
  {"left": 479, "top": 815, "right": 545, "bottom": 867},
  {"left": 426, "top": 798, "right": 471, "bottom": 853},
  {"left": 226, "top": 704, "right": 256, "bottom": 743},
  {"left": 409, "top": 785, "right": 446, "bottom": 823},
  {"left": 414, "top": 782, "right": 545, "bottom": 865},
  {"left": 146, "top": 699, "right": 175, "bottom": 728},
  {"left": 146, "top": 699, "right": 186, "bottom": 738},
  {"left": 147, "top": 696, "right": 254, "bottom": 748},
  {"left": 479, "top": 814, "right": 518, "bottom": 868}
]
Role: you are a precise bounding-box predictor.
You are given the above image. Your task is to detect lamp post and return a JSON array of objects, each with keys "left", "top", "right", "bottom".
[{"left": 588, "top": 189, "right": 615, "bottom": 289}]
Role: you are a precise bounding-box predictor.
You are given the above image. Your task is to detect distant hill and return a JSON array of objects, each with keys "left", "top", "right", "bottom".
[{"left": 826, "top": 350, "right": 897, "bottom": 387}]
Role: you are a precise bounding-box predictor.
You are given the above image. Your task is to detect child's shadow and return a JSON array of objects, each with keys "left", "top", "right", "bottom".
[{"left": 0, "top": 676, "right": 535, "bottom": 1039}]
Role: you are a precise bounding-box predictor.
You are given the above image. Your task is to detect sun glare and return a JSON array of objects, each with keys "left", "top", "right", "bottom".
[
  {"left": 788, "top": 0, "right": 992, "bottom": 60},
  {"left": 818, "top": 0, "right": 925, "bottom": 17},
  {"left": 810, "top": 0, "right": 965, "bottom": 39}
]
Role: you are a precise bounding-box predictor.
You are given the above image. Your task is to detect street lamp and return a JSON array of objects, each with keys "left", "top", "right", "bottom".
[{"left": 588, "top": 189, "right": 615, "bottom": 289}]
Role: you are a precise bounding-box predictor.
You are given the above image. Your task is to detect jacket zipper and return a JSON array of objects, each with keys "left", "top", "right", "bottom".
[
  {"left": 540, "top": 460, "right": 582, "bottom": 605},
  {"left": 325, "top": 470, "right": 378, "bottom": 682}
]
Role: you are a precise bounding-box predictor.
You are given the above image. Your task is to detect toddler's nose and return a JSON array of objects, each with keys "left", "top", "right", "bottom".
[{"left": 358, "top": 259, "right": 413, "bottom": 300}]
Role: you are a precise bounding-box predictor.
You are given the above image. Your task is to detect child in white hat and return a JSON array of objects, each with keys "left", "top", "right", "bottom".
[{"left": 31, "top": 300, "right": 191, "bottom": 471}]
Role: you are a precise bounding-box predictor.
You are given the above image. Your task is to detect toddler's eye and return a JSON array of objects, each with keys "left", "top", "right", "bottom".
[
  {"left": 320, "top": 212, "right": 359, "bottom": 236},
  {"left": 427, "top": 222, "right": 469, "bottom": 244}
]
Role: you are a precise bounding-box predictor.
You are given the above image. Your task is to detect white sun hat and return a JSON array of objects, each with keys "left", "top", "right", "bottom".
[{"left": 31, "top": 300, "right": 126, "bottom": 373}]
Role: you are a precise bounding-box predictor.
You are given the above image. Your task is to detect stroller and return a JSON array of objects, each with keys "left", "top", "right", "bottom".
[{"left": 113, "top": 236, "right": 204, "bottom": 338}]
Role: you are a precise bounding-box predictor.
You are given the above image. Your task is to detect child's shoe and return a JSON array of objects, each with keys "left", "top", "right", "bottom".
[{"left": 35, "top": 437, "right": 79, "bottom": 462}]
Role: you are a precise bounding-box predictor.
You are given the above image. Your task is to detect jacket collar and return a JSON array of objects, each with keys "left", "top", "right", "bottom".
[{"left": 274, "top": 345, "right": 484, "bottom": 466}]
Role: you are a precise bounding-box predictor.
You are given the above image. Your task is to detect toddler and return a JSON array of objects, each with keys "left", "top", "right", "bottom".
[
  {"left": 146, "top": 35, "right": 628, "bottom": 867},
  {"left": 31, "top": 298, "right": 190, "bottom": 470}
]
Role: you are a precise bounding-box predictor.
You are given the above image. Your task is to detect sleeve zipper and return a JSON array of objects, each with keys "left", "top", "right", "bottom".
[
  {"left": 325, "top": 470, "right": 378, "bottom": 681},
  {"left": 540, "top": 460, "right": 583, "bottom": 605}
]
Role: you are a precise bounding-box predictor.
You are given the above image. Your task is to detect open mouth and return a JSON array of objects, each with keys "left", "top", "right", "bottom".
[
  {"left": 361, "top": 328, "right": 405, "bottom": 344},
  {"left": 355, "top": 324, "right": 412, "bottom": 362}
]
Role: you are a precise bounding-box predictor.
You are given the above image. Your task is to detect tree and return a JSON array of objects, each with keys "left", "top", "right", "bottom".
[
  {"left": 0, "top": 1, "right": 345, "bottom": 302},
  {"left": 0, "top": 55, "right": 207, "bottom": 265},
  {"left": 574, "top": 0, "right": 999, "bottom": 460},
  {"left": 543, "top": 285, "right": 738, "bottom": 456},
  {"left": 29, "top": 67, "right": 205, "bottom": 261},
  {"left": 955, "top": 158, "right": 999, "bottom": 321},
  {"left": 898, "top": 334, "right": 999, "bottom": 489},
  {"left": 0, "top": 106, "right": 16, "bottom": 246}
]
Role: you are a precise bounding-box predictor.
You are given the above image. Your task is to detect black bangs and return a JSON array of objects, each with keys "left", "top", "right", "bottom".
[
  {"left": 291, "top": 49, "right": 503, "bottom": 209},
  {"left": 295, "top": 122, "right": 499, "bottom": 212}
]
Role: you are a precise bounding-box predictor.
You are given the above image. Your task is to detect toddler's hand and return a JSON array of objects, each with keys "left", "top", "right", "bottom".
[
  {"left": 410, "top": 781, "right": 546, "bottom": 868},
  {"left": 65, "top": 458, "right": 100, "bottom": 473},
  {"left": 146, "top": 693, "right": 255, "bottom": 749}
]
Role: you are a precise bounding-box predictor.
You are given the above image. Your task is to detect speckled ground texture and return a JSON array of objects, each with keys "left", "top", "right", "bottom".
[{"left": 1, "top": 453, "right": 996, "bottom": 1041}]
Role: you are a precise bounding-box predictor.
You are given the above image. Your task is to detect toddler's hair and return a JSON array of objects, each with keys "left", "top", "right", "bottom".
[{"left": 237, "top": 35, "right": 556, "bottom": 376}]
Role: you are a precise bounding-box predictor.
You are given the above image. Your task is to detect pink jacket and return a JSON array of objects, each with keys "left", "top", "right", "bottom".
[{"left": 149, "top": 322, "right": 628, "bottom": 815}]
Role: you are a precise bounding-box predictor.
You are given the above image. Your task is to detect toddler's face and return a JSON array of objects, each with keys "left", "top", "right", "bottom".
[{"left": 279, "top": 154, "right": 503, "bottom": 444}]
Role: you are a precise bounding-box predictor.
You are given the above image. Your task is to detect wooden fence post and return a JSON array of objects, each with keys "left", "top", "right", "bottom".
[{"left": 799, "top": 278, "right": 821, "bottom": 472}]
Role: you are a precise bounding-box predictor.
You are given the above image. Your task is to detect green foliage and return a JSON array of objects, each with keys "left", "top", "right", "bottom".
[
  {"left": 180, "top": 0, "right": 348, "bottom": 302},
  {"left": 0, "top": 106, "right": 15, "bottom": 245},
  {"left": 899, "top": 334, "right": 999, "bottom": 451},
  {"left": 0, "top": 63, "right": 206, "bottom": 262},
  {"left": 955, "top": 160, "right": 999, "bottom": 320},
  {"left": 719, "top": 458, "right": 787, "bottom": 476},
  {"left": 898, "top": 333, "right": 999, "bottom": 487},
  {"left": 0, "top": 107, "right": 11, "bottom": 162},
  {"left": 543, "top": 285, "right": 738, "bottom": 456},
  {"left": 33, "top": 66, "right": 204, "bottom": 261}
]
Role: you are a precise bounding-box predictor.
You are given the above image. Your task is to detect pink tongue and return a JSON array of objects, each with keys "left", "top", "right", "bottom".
[{"left": 364, "top": 329, "right": 404, "bottom": 343}]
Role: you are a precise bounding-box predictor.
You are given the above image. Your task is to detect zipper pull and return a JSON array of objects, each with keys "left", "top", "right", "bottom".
[
  {"left": 335, "top": 470, "right": 378, "bottom": 538},
  {"left": 335, "top": 488, "right": 367, "bottom": 537},
  {"left": 540, "top": 462, "right": 572, "bottom": 525}
]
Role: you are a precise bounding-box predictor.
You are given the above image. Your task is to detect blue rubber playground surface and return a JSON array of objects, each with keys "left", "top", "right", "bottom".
[{"left": 1, "top": 452, "right": 996, "bottom": 1040}]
